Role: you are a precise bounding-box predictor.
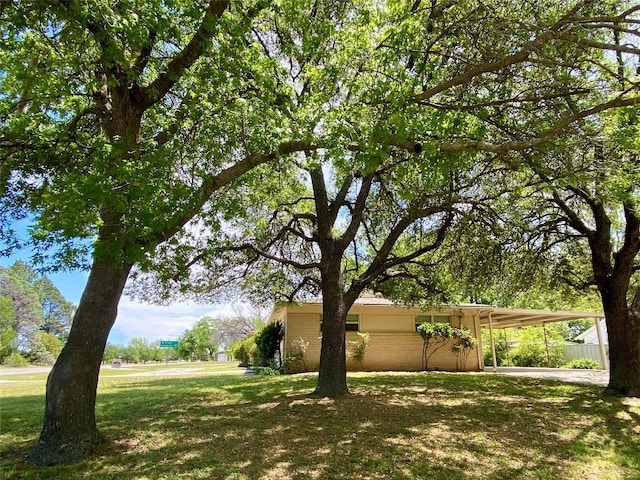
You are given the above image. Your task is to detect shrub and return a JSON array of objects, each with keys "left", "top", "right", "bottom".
[
  {"left": 230, "top": 337, "right": 258, "bottom": 367},
  {"left": 254, "top": 366, "right": 280, "bottom": 376},
  {"left": 483, "top": 340, "right": 508, "bottom": 366},
  {"left": 2, "top": 352, "right": 28, "bottom": 367},
  {"left": 508, "top": 326, "right": 565, "bottom": 368},
  {"left": 510, "top": 343, "right": 564, "bottom": 368},
  {"left": 254, "top": 322, "right": 284, "bottom": 367},
  {"left": 562, "top": 358, "right": 603, "bottom": 370}
]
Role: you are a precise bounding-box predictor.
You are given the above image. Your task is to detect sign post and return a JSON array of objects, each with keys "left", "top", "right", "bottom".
[{"left": 159, "top": 340, "right": 179, "bottom": 364}]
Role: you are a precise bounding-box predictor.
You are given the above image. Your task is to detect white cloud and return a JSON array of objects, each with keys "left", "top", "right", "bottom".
[{"left": 108, "top": 297, "right": 236, "bottom": 345}]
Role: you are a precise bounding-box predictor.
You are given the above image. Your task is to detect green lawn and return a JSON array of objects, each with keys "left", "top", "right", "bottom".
[{"left": 1, "top": 366, "right": 639, "bottom": 480}]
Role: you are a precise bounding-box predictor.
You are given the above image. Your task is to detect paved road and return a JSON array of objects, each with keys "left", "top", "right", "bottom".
[{"left": 0, "top": 366, "right": 52, "bottom": 376}]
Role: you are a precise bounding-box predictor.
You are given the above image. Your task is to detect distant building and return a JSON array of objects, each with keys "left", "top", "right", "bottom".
[
  {"left": 575, "top": 319, "right": 608, "bottom": 345},
  {"left": 213, "top": 351, "right": 231, "bottom": 362}
]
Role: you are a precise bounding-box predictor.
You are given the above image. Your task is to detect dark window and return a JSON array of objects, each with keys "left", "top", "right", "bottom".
[
  {"left": 415, "top": 314, "right": 451, "bottom": 331},
  {"left": 320, "top": 314, "right": 359, "bottom": 332}
]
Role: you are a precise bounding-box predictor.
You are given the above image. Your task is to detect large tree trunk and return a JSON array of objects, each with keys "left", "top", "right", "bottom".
[
  {"left": 584, "top": 196, "right": 640, "bottom": 397},
  {"left": 600, "top": 282, "right": 640, "bottom": 397},
  {"left": 28, "top": 256, "right": 132, "bottom": 465},
  {"left": 314, "top": 263, "right": 349, "bottom": 397}
]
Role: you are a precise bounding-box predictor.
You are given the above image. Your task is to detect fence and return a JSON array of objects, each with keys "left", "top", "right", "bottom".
[{"left": 563, "top": 344, "right": 609, "bottom": 369}]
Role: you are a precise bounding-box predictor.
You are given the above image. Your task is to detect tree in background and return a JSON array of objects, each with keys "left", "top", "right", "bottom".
[
  {"left": 0, "top": 262, "right": 44, "bottom": 354},
  {"left": 37, "top": 277, "right": 75, "bottom": 339},
  {"left": 124, "top": 338, "right": 152, "bottom": 363},
  {"left": 177, "top": 317, "right": 219, "bottom": 361},
  {"left": 212, "top": 305, "right": 267, "bottom": 349},
  {"left": 29, "top": 331, "right": 64, "bottom": 365},
  {"left": 229, "top": 336, "right": 258, "bottom": 367},
  {"left": 0, "top": 261, "right": 73, "bottom": 364},
  {"left": 98, "top": 306, "right": 265, "bottom": 365},
  {"left": 557, "top": 320, "right": 595, "bottom": 343},
  {"left": 102, "top": 344, "right": 121, "bottom": 365},
  {"left": 102, "top": 339, "right": 166, "bottom": 364},
  {"left": 508, "top": 326, "right": 566, "bottom": 368},
  {"left": 0, "top": 296, "right": 17, "bottom": 361}
]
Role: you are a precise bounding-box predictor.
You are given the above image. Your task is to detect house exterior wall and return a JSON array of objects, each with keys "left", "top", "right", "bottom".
[{"left": 276, "top": 303, "right": 482, "bottom": 372}]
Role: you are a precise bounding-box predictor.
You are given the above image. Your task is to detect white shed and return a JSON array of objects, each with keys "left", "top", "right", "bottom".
[{"left": 575, "top": 319, "right": 608, "bottom": 345}]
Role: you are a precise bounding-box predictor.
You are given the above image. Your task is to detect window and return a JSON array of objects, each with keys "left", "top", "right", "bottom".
[
  {"left": 320, "top": 314, "right": 359, "bottom": 332},
  {"left": 415, "top": 314, "right": 451, "bottom": 331}
]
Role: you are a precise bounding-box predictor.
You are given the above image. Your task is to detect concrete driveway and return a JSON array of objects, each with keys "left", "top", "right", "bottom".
[{"left": 491, "top": 366, "right": 609, "bottom": 387}]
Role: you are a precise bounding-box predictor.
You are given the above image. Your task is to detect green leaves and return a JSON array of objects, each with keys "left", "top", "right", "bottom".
[{"left": 0, "top": 261, "right": 74, "bottom": 363}]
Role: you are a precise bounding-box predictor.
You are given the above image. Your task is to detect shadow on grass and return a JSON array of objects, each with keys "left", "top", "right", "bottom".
[{"left": 2, "top": 373, "right": 638, "bottom": 479}]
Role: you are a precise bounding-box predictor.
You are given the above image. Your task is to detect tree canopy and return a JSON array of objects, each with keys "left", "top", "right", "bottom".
[
  {"left": 131, "top": 0, "right": 640, "bottom": 397},
  {"left": 1, "top": 0, "right": 639, "bottom": 464}
]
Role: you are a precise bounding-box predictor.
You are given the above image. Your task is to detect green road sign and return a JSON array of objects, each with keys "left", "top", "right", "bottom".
[{"left": 160, "top": 340, "right": 179, "bottom": 348}]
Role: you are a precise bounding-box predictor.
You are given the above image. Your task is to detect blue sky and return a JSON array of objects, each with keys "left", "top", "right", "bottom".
[{"left": 1, "top": 219, "right": 236, "bottom": 345}]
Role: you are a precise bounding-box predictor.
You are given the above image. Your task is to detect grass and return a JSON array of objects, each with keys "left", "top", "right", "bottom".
[{"left": 1, "top": 364, "right": 639, "bottom": 480}]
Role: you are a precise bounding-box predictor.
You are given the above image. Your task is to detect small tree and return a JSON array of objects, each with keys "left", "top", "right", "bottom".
[
  {"left": 102, "top": 344, "right": 122, "bottom": 365},
  {"left": 0, "top": 296, "right": 17, "bottom": 363},
  {"left": 32, "top": 331, "right": 63, "bottom": 364}
]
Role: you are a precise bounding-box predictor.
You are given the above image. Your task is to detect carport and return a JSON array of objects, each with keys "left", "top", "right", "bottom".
[{"left": 477, "top": 307, "right": 607, "bottom": 371}]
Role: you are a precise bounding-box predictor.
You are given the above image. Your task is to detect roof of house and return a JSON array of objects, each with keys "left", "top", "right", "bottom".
[{"left": 275, "top": 296, "right": 604, "bottom": 330}]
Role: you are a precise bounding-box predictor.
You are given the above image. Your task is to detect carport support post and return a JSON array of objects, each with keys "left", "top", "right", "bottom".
[
  {"left": 488, "top": 312, "right": 498, "bottom": 372},
  {"left": 594, "top": 317, "right": 608, "bottom": 370},
  {"left": 473, "top": 313, "right": 484, "bottom": 370}
]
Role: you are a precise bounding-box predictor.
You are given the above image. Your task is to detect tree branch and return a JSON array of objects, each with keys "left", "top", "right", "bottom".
[
  {"left": 336, "top": 173, "right": 375, "bottom": 251},
  {"left": 414, "top": 0, "right": 593, "bottom": 103},
  {"left": 439, "top": 96, "right": 640, "bottom": 155},
  {"left": 153, "top": 140, "right": 314, "bottom": 245},
  {"left": 309, "top": 166, "right": 332, "bottom": 240},
  {"left": 240, "top": 242, "right": 321, "bottom": 271},
  {"left": 139, "top": 1, "right": 230, "bottom": 109},
  {"left": 555, "top": 33, "right": 640, "bottom": 55},
  {"left": 329, "top": 173, "right": 354, "bottom": 225},
  {"left": 357, "top": 205, "right": 454, "bottom": 288}
]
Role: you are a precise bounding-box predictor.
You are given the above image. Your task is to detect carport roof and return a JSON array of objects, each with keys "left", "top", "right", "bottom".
[{"left": 478, "top": 307, "right": 604, "bottom": 329}]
